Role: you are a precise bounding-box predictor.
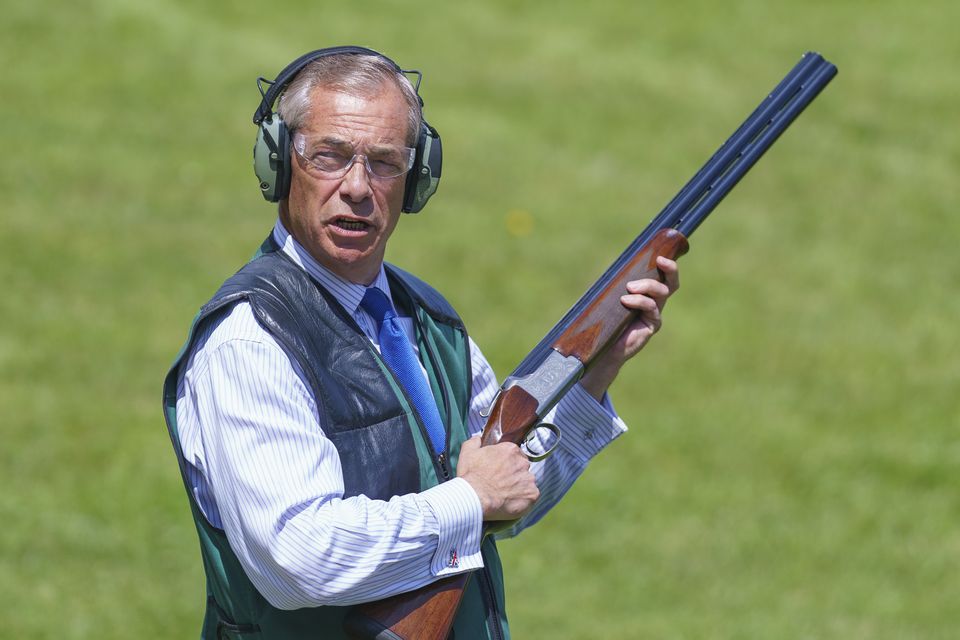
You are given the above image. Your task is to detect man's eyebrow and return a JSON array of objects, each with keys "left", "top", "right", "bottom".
[
  {"left": 366, "top": 142, "right": 410, "bottom": 154},
  {"left": 309, "top": 135, "right": 407, "bottom": 153},
  {"left": 316, "top": 136, "right": 351, "bottom": 148}
]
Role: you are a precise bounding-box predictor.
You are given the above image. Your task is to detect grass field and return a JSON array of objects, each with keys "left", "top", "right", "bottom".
[{"left": 2, "top": 0, "right": 958, "bottom": 637}]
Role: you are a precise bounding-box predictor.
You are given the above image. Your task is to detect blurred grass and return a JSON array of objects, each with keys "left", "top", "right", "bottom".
[{"left": 1, "top": 0, "right": 957, "bottom": 637}]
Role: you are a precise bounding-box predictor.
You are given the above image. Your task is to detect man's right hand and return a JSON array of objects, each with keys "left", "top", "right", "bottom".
[{"left": 457, "top": 436, "right": 540, "bottom": 521}]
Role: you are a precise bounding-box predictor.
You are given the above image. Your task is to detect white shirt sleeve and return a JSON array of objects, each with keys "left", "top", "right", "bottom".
[{"left": 177, "top": 303, "right": 484, "bottom": 610}]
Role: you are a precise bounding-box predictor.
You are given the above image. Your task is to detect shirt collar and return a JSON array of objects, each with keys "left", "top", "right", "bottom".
[{"left": 271, "top": 219, "right": 393, "bottom": 316}]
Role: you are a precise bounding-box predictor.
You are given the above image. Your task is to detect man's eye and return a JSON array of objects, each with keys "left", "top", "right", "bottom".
[
  {"left": 369, "top": 151, "right": 407, "bottom": 173},
  {"left": 310, "top": 150, "right": 350, "bottom": 167},
  {"left": 371, "top": 158, "right": 404, "bottom": 173}
]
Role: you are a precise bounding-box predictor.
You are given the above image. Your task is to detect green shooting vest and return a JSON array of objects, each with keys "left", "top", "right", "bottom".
[{"left": 162, "top": 239, "right": 510, "bottom": 639}]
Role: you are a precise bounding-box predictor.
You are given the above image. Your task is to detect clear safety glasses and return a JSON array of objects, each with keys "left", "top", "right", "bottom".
[{"left": 292, "top": 132, "right": 416, "bottom": 180}]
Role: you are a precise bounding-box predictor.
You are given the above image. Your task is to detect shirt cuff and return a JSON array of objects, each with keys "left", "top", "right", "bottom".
[
  {"left": 419, "top": 477, "right": 485, "bottom": 577},
  {"left": 553, "top": 383, "right": 628, "bottom": 464}
]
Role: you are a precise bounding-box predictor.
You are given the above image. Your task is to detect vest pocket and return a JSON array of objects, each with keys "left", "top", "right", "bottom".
[
  {"left": 209, "top": 596, "right": 262, "bottom": 639},
  {"left": 216, "top": 621, "right": 261, "bottom": 640}
]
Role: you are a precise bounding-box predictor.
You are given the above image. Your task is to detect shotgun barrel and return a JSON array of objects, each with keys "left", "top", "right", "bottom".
[{"left": 511, "top": 52, "right": 837, "bottom": 380}]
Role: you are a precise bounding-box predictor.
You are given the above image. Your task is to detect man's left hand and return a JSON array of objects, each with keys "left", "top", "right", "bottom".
[{"left": 579, "top": 256, "right": 680, "bottom": 401}]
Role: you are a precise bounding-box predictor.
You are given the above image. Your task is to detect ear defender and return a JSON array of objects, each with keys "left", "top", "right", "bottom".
[
  {"left": 252, "top": 46, "right": 442, "bottom": 213},
  {"left": 253, "top": 114, "right": 291, "bottom": 204},
  {"left": 402, "top": 122, "right": 442, "bottom": 213}
]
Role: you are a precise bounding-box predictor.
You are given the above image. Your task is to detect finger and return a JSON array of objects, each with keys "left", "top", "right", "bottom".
[
  {"left": 625, "top": 278, "right": 670, "bottom": 298},
  {"left": 619, "top": 293, "right": 659, "bottom": 313},
  {"left": 656, "top": 256, "right": 680, "bottom": 293}
]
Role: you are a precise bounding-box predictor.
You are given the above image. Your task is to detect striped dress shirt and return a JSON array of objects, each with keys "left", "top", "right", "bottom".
[{"left": 174, "top": 220, "right": 628, "bottom": 609}]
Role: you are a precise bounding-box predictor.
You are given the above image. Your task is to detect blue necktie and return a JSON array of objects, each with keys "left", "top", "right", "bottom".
[{"left": 360, "top": 287, "right": 446, "bottom": 455}]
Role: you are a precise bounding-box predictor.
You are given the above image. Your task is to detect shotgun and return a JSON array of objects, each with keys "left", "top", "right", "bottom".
[{"left": 344, "top": 51, "right": 837, "bottom": 640}]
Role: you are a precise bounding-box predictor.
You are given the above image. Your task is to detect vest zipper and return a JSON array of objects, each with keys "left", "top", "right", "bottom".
[
  {"left": 410, "top": 309, "right": 455, "bottom": 481},
  {"left": 436, "top": 452, "right": 451, "bottom": 480}
]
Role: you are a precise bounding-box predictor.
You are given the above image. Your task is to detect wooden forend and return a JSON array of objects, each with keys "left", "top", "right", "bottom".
[{"left": 553, "top": 228, "right": 688, "bottom": 363}]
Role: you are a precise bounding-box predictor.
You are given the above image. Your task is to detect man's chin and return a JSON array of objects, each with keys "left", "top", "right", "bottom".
[{"left": 318, "top": 245, "right": 383, "bottom": 284}]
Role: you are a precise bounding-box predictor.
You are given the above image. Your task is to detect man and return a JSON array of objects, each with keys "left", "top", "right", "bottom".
[{"left": 163, "top": 48, "right": 679, "bottom": 639}]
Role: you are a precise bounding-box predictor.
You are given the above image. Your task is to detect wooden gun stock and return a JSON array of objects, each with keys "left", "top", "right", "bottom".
[
  {"left": 343, "top": 574, "right": 470, "bottom": 640},
  {"left": 553, "top": 229, "right": 689, "bottom": 363},
  {"left": 344, "top": 51, "right": 836, "bottom": 639}
]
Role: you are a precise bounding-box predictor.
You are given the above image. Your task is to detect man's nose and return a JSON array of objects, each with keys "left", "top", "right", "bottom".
[{"left": 338, "top": 157, "right": 373, "bottom": 202}]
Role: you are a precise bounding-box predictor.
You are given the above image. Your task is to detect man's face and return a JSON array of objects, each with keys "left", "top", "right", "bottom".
[{"left": 280, "top": 82, "right": 411, "bottom": 285}]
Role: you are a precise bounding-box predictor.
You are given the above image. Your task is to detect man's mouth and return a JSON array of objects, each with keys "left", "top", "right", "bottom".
[{"left": 333, "top": 218, "right": 371, "bottom": 232}]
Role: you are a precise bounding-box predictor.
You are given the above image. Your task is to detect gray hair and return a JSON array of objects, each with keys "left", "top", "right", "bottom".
[{"left": 277, "top": 54, "right": 423, "bottom": 146}]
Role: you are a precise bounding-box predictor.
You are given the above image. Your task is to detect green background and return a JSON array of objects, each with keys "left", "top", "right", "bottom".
[{"left": 3, "top": 0, "right": 957, "bottom": 637}]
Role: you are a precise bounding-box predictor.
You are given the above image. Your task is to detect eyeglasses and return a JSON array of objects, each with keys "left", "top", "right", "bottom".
[{"left": 292, "top": 132, "right": 416, "bottom": 180}]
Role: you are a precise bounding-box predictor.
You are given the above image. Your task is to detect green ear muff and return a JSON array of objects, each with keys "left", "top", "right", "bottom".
[
  {"left": 252, "top": 47, "right": 442, "bottom": 212},
  {"left": 402, "top": 122, "right": 442, "bottom": 213},
  {"left": 253, "top": 116, "right": 291, "bottom": 203}
]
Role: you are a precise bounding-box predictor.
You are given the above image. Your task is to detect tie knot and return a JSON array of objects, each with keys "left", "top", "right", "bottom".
[{"left": 360, "top": 287, "right": 396, "bottom": 324}]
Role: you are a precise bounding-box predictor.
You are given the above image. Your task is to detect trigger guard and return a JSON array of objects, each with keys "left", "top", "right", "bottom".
[{"left": 521, "top": 423, "right": 562, "bottom": 461}]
